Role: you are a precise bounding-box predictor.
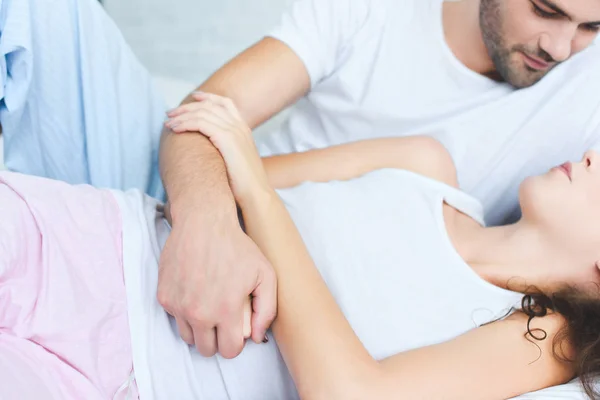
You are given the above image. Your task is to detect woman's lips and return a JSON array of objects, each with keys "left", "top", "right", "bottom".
[{"left": 556, "top": 162, "right": 572, "bottom": 181}]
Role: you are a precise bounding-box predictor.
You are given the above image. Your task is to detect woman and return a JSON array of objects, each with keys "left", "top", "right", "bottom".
[
  {"left": 164, "top": 92, "right": 600, "bottom": 399},
  {"left": 0, "top": 92, "right": 598, "bottom": 400}
]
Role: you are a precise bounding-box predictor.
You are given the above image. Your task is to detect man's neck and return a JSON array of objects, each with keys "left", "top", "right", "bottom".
[{"left": 442, "top": 0, "right": 497, "bottom": 77}]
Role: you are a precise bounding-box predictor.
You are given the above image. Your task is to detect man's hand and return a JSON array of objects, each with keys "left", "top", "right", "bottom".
[{"left": 157, "top": 206, "right": 277, "bottom": 359}]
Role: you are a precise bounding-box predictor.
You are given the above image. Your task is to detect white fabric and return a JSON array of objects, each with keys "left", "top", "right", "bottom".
[
  {"left": 111, "top": 168, "right": 592, "bottom": 399},
  {"left": 111, "top": 189, "right": 230, "bottom": 400},
  {"left": 278, "top": 169, "right": 524, "bottom": 356},
  {"left": 511, "top": 381, "right": 589, "bottom": 400},
  {"left": 112, "top": 369, "right": 136, "bottom": 400},
  {"left": 260, "top": 0, "right": 600, "bottom": 226},
  {"left": 114, "top": 188, "right": 296, "bottom": 400}
]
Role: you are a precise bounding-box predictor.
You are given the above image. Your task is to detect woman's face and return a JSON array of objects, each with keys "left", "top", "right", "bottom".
[{"left": 519, "top": 150, "right": 600, "bottom": 283}]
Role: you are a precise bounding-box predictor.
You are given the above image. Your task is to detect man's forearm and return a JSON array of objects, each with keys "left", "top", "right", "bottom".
[
  {"left": 159, "top": 125, "right": 237, "bottom": 225},
  {"left": 159, "top": 37, "right": 310, "bottom": 225}
]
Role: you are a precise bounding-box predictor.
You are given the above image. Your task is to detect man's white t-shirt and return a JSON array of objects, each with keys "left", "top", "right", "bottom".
[{"left": 257, "top": 0, "right": 600, "bottom": 226}]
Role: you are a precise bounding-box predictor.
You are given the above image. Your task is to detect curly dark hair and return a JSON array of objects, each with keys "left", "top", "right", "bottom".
[{"left": 521, "top": 286, "right": 600, "bottom": 399}]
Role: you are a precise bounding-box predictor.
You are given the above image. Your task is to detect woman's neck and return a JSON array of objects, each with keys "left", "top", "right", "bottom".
[{"left": 448, "top": 212, "right": 584, "bottom": 293}]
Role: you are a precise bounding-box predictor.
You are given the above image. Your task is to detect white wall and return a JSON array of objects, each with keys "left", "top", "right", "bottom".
[
  {"left": 104, "top": 0, "right": 292, "bottom": 84},
  {"left": 104, "top": 0, "right": 293, "bottom": 134}
]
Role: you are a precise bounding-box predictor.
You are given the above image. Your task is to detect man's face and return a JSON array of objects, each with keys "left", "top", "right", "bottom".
[{"left": 480, "top": 0, "right": 600, "bottom": 88}]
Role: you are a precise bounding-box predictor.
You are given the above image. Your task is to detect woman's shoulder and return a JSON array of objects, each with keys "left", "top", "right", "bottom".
[{"left": 391, "top": 136, "right": 459, "bottom": 188}]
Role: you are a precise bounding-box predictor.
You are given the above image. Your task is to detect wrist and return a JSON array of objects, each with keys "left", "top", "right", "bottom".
[
  {"left": 169, "top": 188, "right": 239, "bottom": 228},
  {"left": 237, "top": 185, "right": 278, "bottom": 213}
]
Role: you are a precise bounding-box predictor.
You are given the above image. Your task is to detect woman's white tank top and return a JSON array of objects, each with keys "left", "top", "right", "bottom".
[{"left": 212, "top": 169, "right": 524, "bottom": 399}]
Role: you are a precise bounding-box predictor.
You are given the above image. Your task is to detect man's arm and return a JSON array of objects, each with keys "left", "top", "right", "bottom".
[
  {"left": 161, "top": 37, "right": 310, "bottom": 220},
  {"left": 157, "top": 37, "right": 310, "bottom": 359}
]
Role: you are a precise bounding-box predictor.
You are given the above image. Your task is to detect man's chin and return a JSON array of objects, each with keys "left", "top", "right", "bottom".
[
  {"left": 492, "top": 53, "right": 553, "bottom": 88},
  {"left": 501, "top": 67, "right": 548, "bottom": 89}
]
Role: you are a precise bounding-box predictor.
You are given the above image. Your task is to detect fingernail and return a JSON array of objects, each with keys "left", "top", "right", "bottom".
[
  {"left": 262, "top": 335, "right": 269, "bottom": 344},
  {"left": 170, "top": 122, "right": 180, "bottom": 129}
]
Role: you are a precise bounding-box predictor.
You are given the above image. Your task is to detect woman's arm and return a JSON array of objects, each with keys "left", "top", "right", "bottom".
[
  {"left": 241, "top": 194, "right": 574, "bottom": 400},
  {"left": 370, "top": 312, "right": 573, "bottom": 399},
  {"left": 165, "top": 97, "right": 574, "bottom": 400},
  {"left": 262, "top": 136, "right": 459, "bottom": 189},
  {"left": 242, "top": 190, "right": 376, "bottom": 398}
]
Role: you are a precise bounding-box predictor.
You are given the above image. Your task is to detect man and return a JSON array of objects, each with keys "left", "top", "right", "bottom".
[
  {"left": 2, "top": 0, "right": 600, "bottom": 361},
  {"left": 157, "top": 0, "right": 600, "bottom": 360}
]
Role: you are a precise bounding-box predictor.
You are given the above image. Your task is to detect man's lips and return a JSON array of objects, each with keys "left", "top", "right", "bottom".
[{"left": 522, "top": 52, "right": 550, "bottom": 71}]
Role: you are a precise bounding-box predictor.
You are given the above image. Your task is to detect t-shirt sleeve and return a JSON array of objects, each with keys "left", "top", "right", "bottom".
[{"left": 267, "top": 0, "right": 371, "bottom": 88}]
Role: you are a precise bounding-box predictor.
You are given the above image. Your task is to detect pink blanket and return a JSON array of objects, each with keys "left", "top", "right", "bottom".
[{"left": 0, "top": 172, "right": 137, "bottom": 399}]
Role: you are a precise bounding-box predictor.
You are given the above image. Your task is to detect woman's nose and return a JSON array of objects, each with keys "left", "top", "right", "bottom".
[{"left": 583, "top": 150, "right": 598, "bottom": 168}]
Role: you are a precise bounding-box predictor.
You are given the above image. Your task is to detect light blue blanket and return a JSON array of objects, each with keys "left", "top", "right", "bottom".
[{"left": 0, "top": 0, "right": 166, "bottom": 199}]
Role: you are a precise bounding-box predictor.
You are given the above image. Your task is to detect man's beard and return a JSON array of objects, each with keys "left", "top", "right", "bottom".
[{"left": 479, "top": 0, "right": 556, "bottom": 88}]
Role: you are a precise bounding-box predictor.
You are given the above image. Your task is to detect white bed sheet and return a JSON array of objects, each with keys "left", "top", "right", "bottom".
[{"left": 511, "top": 379, "right": 588, "bottom": 399}]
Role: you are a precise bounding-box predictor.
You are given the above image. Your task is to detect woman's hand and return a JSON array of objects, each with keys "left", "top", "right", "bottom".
[{"left": 165, "top": 92, "right": 272, "bottom": 206}]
